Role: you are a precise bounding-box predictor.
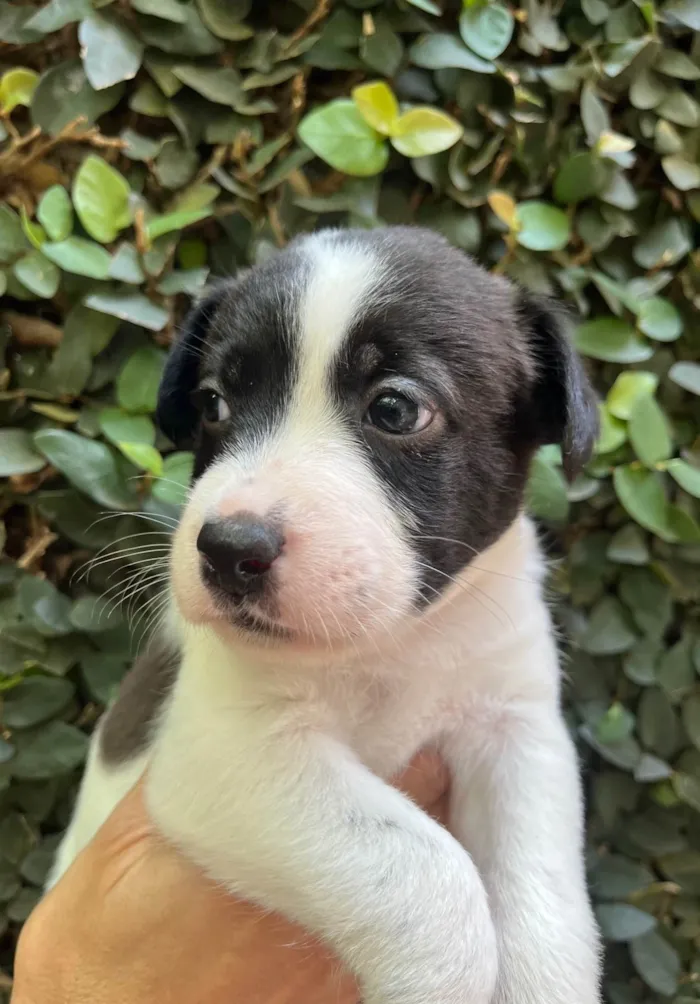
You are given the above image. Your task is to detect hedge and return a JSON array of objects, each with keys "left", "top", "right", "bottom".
[{"left": 0, "top": 0, "right": 699, "bottom": 999}]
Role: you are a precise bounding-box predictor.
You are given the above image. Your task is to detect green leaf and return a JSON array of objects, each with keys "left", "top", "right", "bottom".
[
  {"left": 607, "top": 524, "right": 649, "bottom": 565},
  {"left": 554, "top": 152, "right": 608, "bottom": 203},
  {"left": 108, "top": 242, "right": 145, "bottom": 284},
  {"left": 637, "top": 296, "right": 683, "bottom": 342},
  {"left": 526, "top": 451, "right": 569, "bottom": 522},
  {"left": 459, "top": 3, "right": 514, "bottom": 60},
  {"left": 298, "top": 99, "right": 389, "bottom": 177},
  {"left": 352, "top": 81, "right": 399, "bottom": 136},
  {"left": 33, "top": 429, "right": 135, "bottom": 510},
  {"left": 117, "top": 442, "right": 163, "bottom": 476},
  {"left": 72, "top": 155, "right": 132, "bottom": 244},
  {"left": 152, "top": 452, "right": 194, "bottom": 505},
  {"left": 2, "top": 677, "right": 74, "bottom": 729},
  {"left": 514, "top": 201, "right": 570, "bottom": 251},
  {"left": 31, "top": 59, "right": 124, "bottom": 136},
  {"left": 628, "top": 394, "right": 672, "bottom": 467},
  {"left": 17, "top": 577, "right": 73, "bottom": 637},
  {"left": 36, "top": 185, "right": 72, "bottom": 242},
  {"left": 667, "top": 459, "right": 700, "bottom": 498},
  {"left": 11, "top": 721, "right": 88, "bottom": 780},
  {"left": 99, "top": 408, "right": 155, "bottom": 447},
  {"left": 145, "top": 209, "right": 212, "bottom": 242},
  {"left": 669, "top": 361, "right": 700, "bottom": 395},
  {"left": 26, "top": 0, "right": 91, "bottom": 32},
  {"left": 0, "top": 429, "right": 45, "bottom": 476},
  {"left": 69, "top": 595, "right": 123, "bottom": 633},
  {"left": 117, "top": 345, "right": 167, "bottom": 414},
  {"left": 0, "top": 67, "right": 39, "bottom": 113},
  {"left": 84, "top": 291, "right": 169, "bottom": 332},
  {"left": 41, "top": 236, "right": 111, "bottom": 278},
  {"left": 630, "top": 930, "right": 681, "bottom": 996},
  {"left": 195, "top": 0, "right": 253, "bottom": 40},
  {"left": 634, "top": 217, "right": 692, "bottom": 269},
  {"left": 391, "top": 107, "right": 464, "bottom": 157},
  {"left": 661, "top": 154, "right": 700, "bottom": 191},
  {"left": 0, "top": 205, "right": 29, "bottom": 264},
  {"left": 613, "top": 465, "right": 677, "bottom": 542},
  {"left": 582, "top": 596, "right": 637, "bottom": 655},
  {"left": 410, "top": 33, "right": 496, "bottom": 72},
  {"left": 607, "top": 372, "right": 658, "bottom": 420},
  {"left": 172, "top": 64, "right": 243, "bottom": 105},
  {"left": 78, "top": 13, "right": 143, "bottom": 90},
  {"left": 575, "top": 317, "right": 653, "bottom": 363},
  {"left": 596, "top": 904, "right": 656, "bottom": 942},
  {"left": 131, "top": 0, "right": 188, "bottom": 20},
  {"left": 12, "top": 250, "right": 60, "bottom": 299}
]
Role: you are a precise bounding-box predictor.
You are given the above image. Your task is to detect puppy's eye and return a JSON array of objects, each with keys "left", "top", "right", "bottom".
[
  {"left": 195, "top": 390, "right": 231, "bottom": 426},
  {"left": 366, "top": 392, "right": 433, "bottom": 435}
]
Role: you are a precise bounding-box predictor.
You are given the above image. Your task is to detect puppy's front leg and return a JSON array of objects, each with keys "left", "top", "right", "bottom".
[
  {"left": 443, "top": 700, "right": 601, "bottom": 1004},
  {"left": 147, "top": 699, "right": 497, "bottom": 1004}
]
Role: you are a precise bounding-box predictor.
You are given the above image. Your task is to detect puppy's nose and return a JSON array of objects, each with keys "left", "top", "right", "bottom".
[{"left": 197, "top": 515, "right": 283, "bottom": 598}]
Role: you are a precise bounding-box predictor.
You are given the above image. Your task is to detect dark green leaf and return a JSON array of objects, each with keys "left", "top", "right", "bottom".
[
  {"left": 117, "top": 345, "right": 167, "bottom": 413},
  {"left": 31, "top": 60, "right": 124, "bottom": 135},
  {"left": 33, "top": 429, "right": 135, "bottom": 510},
  {"left": 0, "top": 430, "right": 46, "bottom": 476},
  {"left": 11, "top": 721, "right": 88, "bottom": 780},
  {"left": 596, "top": 904, "right": 657, "bottom": 941},
  {"left": 2, "top": 677, "right": 74, "bottom": 729}
]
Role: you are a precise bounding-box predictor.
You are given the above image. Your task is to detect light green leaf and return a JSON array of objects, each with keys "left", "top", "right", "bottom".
[
  {"left": 12, "top": 251, "right": 60, "bottom": 299},
  {"left": 391, "top": 107, "right": 464, "bottom": 157},
  {"left": 669, "top": 361, "right": 700, "bottom": 395},
  {"left": 0, "top": 429, "right": 46, "bottom": 476},
  {"left": 526, "top": 450, "right": 569, "bottom": 522},
  {"left": 607, "top": 371, "right": 658, "bottom": 420},
  {"left": 26, "top": 0, "right": 91, "bottom": 31},
  {"left": 666, "top": 459, "right": 700, "bottom": 498},
  {"left": 596, "top": 404, "right": 627, "bottom": 453},
  {"left": 78, "top": 13, "right": 143, "bottom": 90},
  {"left": 637, "top": 296, "right": 683, "bottom": 341},
  {"left": 117, "top": 442, "right": 163, "bottom": 476},
  {"left": 117, "top": 345, "right": 167, "bottom": 414},
  {"left": 99, "top": 408, "right": 155, "bottom": 447},
  {"left": 152, "top": 452, "right": 194, "bottom": 505},
  {"left": 108, "top": 242, "right": 145, "bottom": 284},
  {"left": 352, "top": 81, "right": 399, "bottom": 136},
  {"left": 613, "top": 465, "right": 677, "bottom": 542},
  {"left": 36, "top": 185, "right": 72, "bottom": 242},
  {"left": 33, "top": 429, "right": 135, "bottom": 510},
  {"left": 575, "top": 317, "right": 653, "bottom": 363},
  {"left": 459, "top": 3, "right": 514, "bottom": 60},
  {"left": 628, "top": 394, "right": 672, "bottom": 467},
  {"left": 0, "top": 67, "right": 39, "bottom": 113},
  {"left": 514, "top": 201, "right": 570, "bottom": 251},
  {"left": 72, "top": 155, "right": 132, "bottom": 244},
  {"left": 17, "top": 577, "right": 73, "bottom": 637},
  {"left": 298, "top": 99, "right": 389, "bottom": 177},
  {"left": 410, "top": 33, "right": 496, "bottom": 72},
  {"left": 661, "top": 154, "right": 700, "bottom": 191},
  {"left": 42, "top": 237, "right": 111, "bottom": 279},
  {"left": 145, "top": 209, "right": 212, "bottom": 242},
  {"left": 84, "top": 291, "right": 169, "bottom": 332},
  {"left": 69, "top": 595, "right": 123, "bottom": 633}
]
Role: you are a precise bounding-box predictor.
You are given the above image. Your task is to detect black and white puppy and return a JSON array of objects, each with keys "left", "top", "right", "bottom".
[{"left": 50, "top": 226, "right": 601, "bottom": 1004}]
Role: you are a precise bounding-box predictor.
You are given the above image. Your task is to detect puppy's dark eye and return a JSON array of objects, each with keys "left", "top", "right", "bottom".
[
  {"left": 193, "top": 389, "right": 231, "bottom": 426},
  {"left": 366, "top": 392, "right": 433, "bottom": 435}
]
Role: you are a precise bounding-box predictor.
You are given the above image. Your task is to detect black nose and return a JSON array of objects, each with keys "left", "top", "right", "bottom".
[{"left": 197, "top": 515, "right": 283, "bottom": 598}]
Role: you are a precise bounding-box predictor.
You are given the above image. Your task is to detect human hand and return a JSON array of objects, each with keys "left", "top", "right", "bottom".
[{"left": 12, "top": 750, "right": 449, "bottom": 1004}]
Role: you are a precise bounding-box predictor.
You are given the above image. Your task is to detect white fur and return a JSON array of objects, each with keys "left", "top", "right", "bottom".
[{"left": 51, "top": 235, "right": 601, "bottom": 1004}]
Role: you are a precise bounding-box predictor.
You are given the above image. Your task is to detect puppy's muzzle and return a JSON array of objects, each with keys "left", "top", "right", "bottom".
[{"left": 197, "top": 514, "right": 283, "bottom": 599}]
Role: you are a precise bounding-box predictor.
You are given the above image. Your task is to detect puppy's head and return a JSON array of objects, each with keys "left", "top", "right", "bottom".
[{"left": 158, "top": 227, "right": 596, "bottom": 648}]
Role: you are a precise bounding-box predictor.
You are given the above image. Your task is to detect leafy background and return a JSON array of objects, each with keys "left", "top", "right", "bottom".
[{"left": 0, "top": 0, "right": 699, "bottom": 998}]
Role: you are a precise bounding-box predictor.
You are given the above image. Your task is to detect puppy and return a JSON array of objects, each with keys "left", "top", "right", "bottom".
[{"left": 50, "top": 226, "right": 601, "bottom": 1004}]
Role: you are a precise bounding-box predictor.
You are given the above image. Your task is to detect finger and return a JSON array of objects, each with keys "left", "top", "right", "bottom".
[{"left": 392, "top": 749, "right": 449, "bottom": 810}]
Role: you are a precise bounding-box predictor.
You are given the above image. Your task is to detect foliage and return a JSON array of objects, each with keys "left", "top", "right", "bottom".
[{"left": 0, "top": 0, "right": 699, "bottom": 999}]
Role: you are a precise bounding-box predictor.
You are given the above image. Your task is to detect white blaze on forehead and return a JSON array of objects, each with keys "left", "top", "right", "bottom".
[{"left": 293, "top": 233, "right": 385, "bottom": 418}]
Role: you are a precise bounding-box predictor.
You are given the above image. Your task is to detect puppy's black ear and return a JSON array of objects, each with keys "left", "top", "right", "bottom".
[
  {"left": 156, "top": 286, "right": 226, "bottom": 447},
  {"left": 517, "top": 290, "right": 598, "bottom": 482}
]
